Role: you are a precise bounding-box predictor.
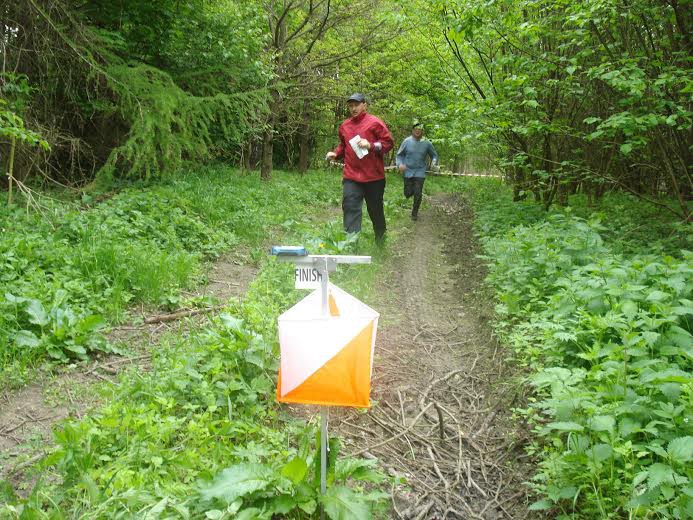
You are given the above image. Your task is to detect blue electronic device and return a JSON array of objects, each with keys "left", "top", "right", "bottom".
[{"left": 270, "top": 245, "right": 308, "bottom": 256}]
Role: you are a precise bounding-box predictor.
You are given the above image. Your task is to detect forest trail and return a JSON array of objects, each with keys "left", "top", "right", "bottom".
[
  {"left": 332, "top": 193, "right": 533, "bottom": 519},
  {"left": 1, "top": 193, "right": 533, "bottom": 518}
]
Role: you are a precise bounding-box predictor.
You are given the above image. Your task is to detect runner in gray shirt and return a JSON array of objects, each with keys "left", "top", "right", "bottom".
[{"left": 395, "top": 122, "right": 439, "bottom": 220}]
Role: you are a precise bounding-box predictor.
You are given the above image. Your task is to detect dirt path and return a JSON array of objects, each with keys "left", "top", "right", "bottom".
[{"left": 333, "top": 193, "right": 533, "bottom": 519}]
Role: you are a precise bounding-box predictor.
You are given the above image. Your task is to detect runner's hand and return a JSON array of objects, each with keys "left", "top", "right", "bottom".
[
  {"left": 398, "top": 164, "right": 406, "bottom": 173},
  {"left": 325, "top": 152, "right": 337, "bottom": 161},
  {"left": 358, "top": 139, "right": 370, "bottom": 149}
]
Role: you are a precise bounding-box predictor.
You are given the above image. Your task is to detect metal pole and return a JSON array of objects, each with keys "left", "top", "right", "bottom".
[
  {"left": 320, "top": 260, "right": 329, "bottom": 519},
  {"left": 320, "top": 407, "right": 328, "bottom": 517}
]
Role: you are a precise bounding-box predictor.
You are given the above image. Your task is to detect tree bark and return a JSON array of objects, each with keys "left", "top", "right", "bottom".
[
  {"left": 7, "top": 137, "right": 16, "bottom": 205},
  {"left": 260, "top": 90, "right": 279, "bottom": 181},
  {"left": 298, "top": 97, "right": 311, "bottom": 174}
]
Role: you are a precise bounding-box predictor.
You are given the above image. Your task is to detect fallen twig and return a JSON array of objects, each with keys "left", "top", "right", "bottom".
[
  {"left": 144, "top": 306, "right": 222, "bottom": 324},
  {"left": 352, "top": 403, "right": 433, "bottom": 456}
]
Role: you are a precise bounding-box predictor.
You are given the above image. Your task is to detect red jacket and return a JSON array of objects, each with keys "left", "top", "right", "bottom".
[{"left": 332, "top": 112, "right": 393, "bottom": 183}]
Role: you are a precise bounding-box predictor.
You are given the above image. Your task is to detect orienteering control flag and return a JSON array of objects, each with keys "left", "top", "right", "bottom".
[{"left": 277, "top": 283, "right": 379, "bottom": 408}]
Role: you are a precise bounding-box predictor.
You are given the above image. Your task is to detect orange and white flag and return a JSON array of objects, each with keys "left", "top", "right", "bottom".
[{"left": 277, "top": 283, "right": 379, "bottom": 408}]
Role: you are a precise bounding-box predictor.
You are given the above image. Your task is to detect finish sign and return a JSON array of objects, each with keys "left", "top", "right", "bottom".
[{"left": 295, "top": 266, "right": 323, "bottom": 289}]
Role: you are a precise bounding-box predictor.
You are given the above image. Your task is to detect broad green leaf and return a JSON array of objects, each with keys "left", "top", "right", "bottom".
[
  {"left": 528, "top": 499, "right": 553, "bottom": 511},
  {"left": 628, "top": 487, "right": 660, "bottom": 507},
  {"left": 298, "top": 499, "right": 317, "bottom": 514},
  {"left": 4, "top": 293, "right": 27, "bottom": 304},
  {"left": 75, "top": 314, "right": 105, "bottom": 334},
  {"left": 14, "top": 330, "right": 40, "bottom": 348},
  {"left": 146, "top": 497, "right": 169, "bottom": 517},
  {"left": 646, "top": 290, "right": 669, "bottom": 302},
  {"left": 220, "top": 314, "right": 245, "bottom": 333},
  {"left": 588, "top": 443, "right": 613, "bottom": 462},
  {"left": 589, "top": 415, "right": 615, "bottom": 433},
  {"left": 269, "top": 495, "right": 300, "bottom": 515},
  {"left": 335, "top": 458, "right": 385, "bottom": 484},
  {"left": 65, "top": 344, "right": 87, "bottom": 357},
  {"left": 619, "top": 417, "right": 641, "bottom": 437},
  {"left": 641, "top": 369, "right": 691, "bottom": 384},
  {"left": 621, "top": 300, "right": 638, "bottom": 319},
  {"left": 671, "top": 305, "right": 693, "bottom": 316},
  {"left": 321, "top": 486, "right": 371, "bottom": 520},
  {"left": 640, "top": 331, "right": 660, "bottom": 346},
  {"left": 235, "top": 508, "right": 265, "bottom": 520},
  {"left": 667, "top": 437, "right": 693, "bottom": 464},
  {"left": 281, "top": 456, "right": 308, "bottom": 484},
  {"left": 200, "top": 463, "right": 273, "bottom": 504},
  {"left": 546, "top": 422, "right": 584, "bottom": 432},
  {"left": 26, "top": 300, "right": 49, "bottom": 326},
  {"left": 547, "top": 485, "right": 577, "bottom": 501},
  {"left": 647, "top": 463, "right": 676, "bottom": 489},
  {"left": 665, "top": 326, "right": 692, "bottom": 349}
]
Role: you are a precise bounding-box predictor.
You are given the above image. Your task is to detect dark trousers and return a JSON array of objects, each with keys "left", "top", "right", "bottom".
[
  {"left": 342, "top": 178, "right": 386, "bottom": 240},
  {"left": 404, "top": 177, "right": 425, "bottom": 216}
]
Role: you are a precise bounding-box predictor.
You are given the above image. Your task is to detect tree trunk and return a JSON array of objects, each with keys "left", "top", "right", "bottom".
[
  {"left": 243, "top": 141, "right": 252, "bottom": 171},
  {"left": 260, "top": 127, "right": 273, "bottom": 180},
  {"left": 7, "top": 137, "right": 16, "bottom": 205},
  {"left": 260, "top": 91, "right": 279, "bottom": 181},
  {"left": 298, "top": 98, "right": 311, "bottom": 174}
]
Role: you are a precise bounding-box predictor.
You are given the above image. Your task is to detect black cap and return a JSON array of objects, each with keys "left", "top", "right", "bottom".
[
  {"left": 347, "top": 93, "right": 366, "bottom": 103},
  {"left": 412, "top": 121, "right": 423, "bottom": 129}
]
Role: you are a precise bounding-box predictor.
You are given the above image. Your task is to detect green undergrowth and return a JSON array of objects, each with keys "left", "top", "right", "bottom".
[
  {"left": 0, "top": 260, "right": 389, "bottom": 518},
  {"left": 0, "top": 167, "right": 342, "bottom": 388},
  {"left": 448, "top": 178, "right": 692, "bottom": 518},
  {"left": 0, "top": 167, "right": 415, "bottom": 518}
]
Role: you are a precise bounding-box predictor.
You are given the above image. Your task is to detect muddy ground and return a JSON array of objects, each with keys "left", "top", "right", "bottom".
[
  {"left": 330, "top": 193, "right": 534, "bottom": 519},
  {"left": 0, "top": 193, "right": 534, "bottom": 518}
]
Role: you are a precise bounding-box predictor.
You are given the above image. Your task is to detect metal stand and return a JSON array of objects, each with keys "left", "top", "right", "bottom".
[
  {"left": 319, "top": 259, "right": 329, "bottom": 520},
  {"left": 273, "top": 252, "right": 371, "bottom": 519}
]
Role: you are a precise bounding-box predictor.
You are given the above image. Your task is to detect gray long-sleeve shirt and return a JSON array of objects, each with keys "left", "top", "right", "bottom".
[{"left": 395, "top": 136, "right": 439, "bottom": 179}]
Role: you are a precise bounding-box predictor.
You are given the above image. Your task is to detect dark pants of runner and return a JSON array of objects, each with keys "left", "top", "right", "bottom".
[
  {"left": 342, "top": 178, "right": 386, "bottom": 240},
  {"left": 404, "top": 177, "right": 425, "bottom": 217}
]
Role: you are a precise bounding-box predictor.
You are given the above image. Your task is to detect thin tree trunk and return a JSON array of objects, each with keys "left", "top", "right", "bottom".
[
  {"left": 298, "top": 98, "right": 311, "bottom": 174},
  {"left": 260, "top": 126, "right": 273, "bottom": 180},
  {"left": 7, "top": 136, "right": 16, "bottom": 205},
  {"left": 260, "top": 91, "right": 279, "bottom": 181}
]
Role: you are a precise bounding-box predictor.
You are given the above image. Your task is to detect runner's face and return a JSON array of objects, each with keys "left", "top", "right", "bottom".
[
  {"left": 348, "top": 101, "right": 366, "bottom": 117},
  {"left": 412, "top": 127, "right": 423, "bottom": 139}
]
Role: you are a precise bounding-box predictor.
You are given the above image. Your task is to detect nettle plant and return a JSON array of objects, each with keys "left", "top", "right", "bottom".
[{"left": 481, "top": 211, "right": 692, "bottom": 518}]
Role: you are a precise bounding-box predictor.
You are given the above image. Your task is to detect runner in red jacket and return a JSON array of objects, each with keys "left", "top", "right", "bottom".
[{"left": 326, "top": 93, "right": 394, "bottom": 242}]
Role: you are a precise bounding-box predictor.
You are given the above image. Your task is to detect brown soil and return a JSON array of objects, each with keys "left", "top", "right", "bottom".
[{"left": 329, "top": 193, "right": 535, "bottom": 519}]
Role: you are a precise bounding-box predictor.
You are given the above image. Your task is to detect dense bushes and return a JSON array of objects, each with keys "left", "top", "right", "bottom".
[
  {"left": 0, "top": 168, "right": 340, "bottom": 386},
  {"left": 464, "top": 179, "right": 692, "bottom": 518}
]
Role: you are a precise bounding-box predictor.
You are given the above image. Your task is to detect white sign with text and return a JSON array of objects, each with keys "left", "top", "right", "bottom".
[{"left": 295, "top": 266, "right": 323, "bottom": 289}]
